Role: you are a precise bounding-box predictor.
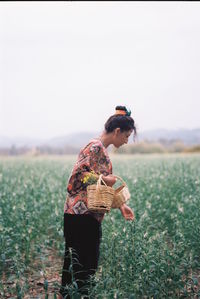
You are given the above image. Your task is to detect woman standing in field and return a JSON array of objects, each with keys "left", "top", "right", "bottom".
[{"left": 59, "top": 106, "right": 137, "bottom": 298}]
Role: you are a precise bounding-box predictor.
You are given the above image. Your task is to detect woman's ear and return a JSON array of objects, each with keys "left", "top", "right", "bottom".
[{"left": 114, "top": 127, "right": 121, "bottom": 136}]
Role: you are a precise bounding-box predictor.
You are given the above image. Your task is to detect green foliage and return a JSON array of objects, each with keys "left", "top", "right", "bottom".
[{"left": 0, "top": 154, "right": 200, "bottom": 298}]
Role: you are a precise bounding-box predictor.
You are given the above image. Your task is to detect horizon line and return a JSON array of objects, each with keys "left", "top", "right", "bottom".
[{"left": 0, "top": 127, "right": 200, "bottom": 140}]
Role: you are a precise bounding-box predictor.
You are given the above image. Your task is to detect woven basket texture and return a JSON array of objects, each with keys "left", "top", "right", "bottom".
[
  {"left": 87, "top": 174, "right": 115, "bottom": 213},
  {"left": 112, "top": 175, "right": 131, "bottom": 208}
]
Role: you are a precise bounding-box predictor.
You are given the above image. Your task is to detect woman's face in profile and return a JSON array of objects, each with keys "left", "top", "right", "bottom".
[{"left": 113, "top": 129, "right": 133, "bottom": 148}]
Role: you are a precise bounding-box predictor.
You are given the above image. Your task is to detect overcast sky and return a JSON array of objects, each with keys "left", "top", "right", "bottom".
[{"left": 0, "top": 2, "right": 200, "bottom": 139}]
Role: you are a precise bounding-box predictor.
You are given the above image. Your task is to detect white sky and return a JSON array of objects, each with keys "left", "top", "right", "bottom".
[{"left": 0, "top": 1, "right": 200, "bottom": 139}]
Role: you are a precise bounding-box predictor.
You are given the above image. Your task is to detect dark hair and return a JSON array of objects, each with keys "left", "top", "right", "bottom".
[{"left": 104, "top": 106, "right": 137, "bottom": 138}]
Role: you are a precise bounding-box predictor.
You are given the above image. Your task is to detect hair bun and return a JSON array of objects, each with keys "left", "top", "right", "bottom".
[{"left": 115, "top": 105, "right": 131, "bottom": 117}]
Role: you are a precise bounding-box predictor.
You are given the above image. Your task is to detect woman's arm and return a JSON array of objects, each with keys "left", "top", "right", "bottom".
[
  {"left": 102, "top": 174, "right": 117, "bottom": 187},
  {"left": 80, "top": 172, "right": 116, "bottom": 187}
]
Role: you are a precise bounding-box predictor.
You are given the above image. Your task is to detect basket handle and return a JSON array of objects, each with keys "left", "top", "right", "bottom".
[
  {"left": 97, "top": 174, "right": 107, "bottom": 187},
  {"left": 114, "top": 175, "right": 127, "bottom": 187},
  {"left": 96, "top": 174, "right": 128, "bottom": 189}
]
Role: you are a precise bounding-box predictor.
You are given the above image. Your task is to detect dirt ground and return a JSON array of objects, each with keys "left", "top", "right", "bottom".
[{"left": 2, "top": 248, "right": 63, "bottom": 299}]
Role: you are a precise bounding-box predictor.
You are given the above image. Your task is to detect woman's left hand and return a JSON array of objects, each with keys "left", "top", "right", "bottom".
[{"left": 120, "top": 203, "right": 135, "bottom": 221}]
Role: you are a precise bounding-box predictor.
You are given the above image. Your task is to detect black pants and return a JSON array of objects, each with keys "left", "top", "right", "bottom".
[{"left": 60, "top": 213, "right": 102, "bottom": 298}]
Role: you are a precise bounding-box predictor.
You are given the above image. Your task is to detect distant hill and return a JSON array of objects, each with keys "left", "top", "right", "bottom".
[
  {"left": 0, "top": 136, "right": 46, "bottom": 148},
  {"left": 0, "top": 128, "right": 200, "bottom": 149},
  {"left": 138, "top": 128, "right": 200, "bottom": 145},
  {"left": 43, "top": 131, "right": 100, "bottom": 149}
]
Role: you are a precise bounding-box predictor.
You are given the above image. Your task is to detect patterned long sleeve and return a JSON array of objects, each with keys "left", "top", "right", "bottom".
[
  {"left": 67, "top": 141, "right": 112, "bottom": 195},
  {"left": 64, "top": 139, "right": 112, "bottom": 222}
]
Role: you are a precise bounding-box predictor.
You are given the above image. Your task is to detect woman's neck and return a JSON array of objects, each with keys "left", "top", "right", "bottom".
[{"left": 98, "top": 131, "right": 112, "bottom": 148}]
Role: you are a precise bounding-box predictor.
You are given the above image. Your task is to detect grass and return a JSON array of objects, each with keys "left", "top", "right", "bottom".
[{"left": 0, "top": 154, "right": 200, "bottom": 298}]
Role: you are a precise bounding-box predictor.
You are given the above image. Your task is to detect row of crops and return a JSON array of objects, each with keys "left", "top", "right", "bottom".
[{"left": 0, "top": 154, "right": 200, "bottom": 298}]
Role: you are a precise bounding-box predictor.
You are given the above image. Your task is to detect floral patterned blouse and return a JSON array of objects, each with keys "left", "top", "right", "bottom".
[{"left": 64, "top": 138, "right": 113, "bottom": 223}]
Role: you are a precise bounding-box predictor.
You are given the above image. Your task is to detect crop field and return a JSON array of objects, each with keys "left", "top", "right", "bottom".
[{"left": 0, "top": 154, "right": 200, "bottom": 298}]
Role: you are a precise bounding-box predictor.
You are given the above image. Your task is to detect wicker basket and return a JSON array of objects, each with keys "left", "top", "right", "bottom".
[
  {"left": 87, "top": 174, "right": 115, "bottom": 213},
  {"left": 112, "top": 175, "right": 131, "bottom": 208}
]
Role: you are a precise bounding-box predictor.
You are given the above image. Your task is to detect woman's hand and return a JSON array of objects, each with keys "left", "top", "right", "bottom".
[
  {"left": 120, "top": 203, "right": 135, "bottom": 221},
  {"left": 102, "top": 174, "right": 117, "bottom": 187}
]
